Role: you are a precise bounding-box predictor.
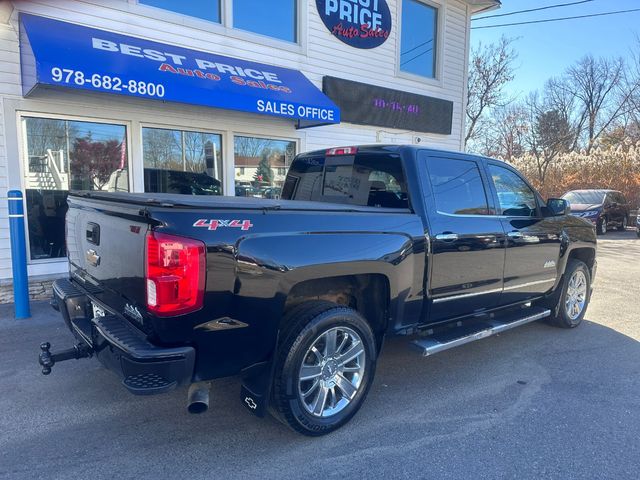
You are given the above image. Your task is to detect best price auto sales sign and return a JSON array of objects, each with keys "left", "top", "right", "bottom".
[{"left": 317, "top": 0, "right": 392, "bottom": 49}]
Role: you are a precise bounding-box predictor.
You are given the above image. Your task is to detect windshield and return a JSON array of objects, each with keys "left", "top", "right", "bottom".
[{"left": 562, "top": 191, "right": 605, "bottom": 205}]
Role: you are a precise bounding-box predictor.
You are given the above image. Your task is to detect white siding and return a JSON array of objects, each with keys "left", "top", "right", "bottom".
[{"left": 0, "top": 0, "right": 474, "bottom": 282}]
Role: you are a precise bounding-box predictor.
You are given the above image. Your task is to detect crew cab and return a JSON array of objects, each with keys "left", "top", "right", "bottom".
[{"left": 41, "top": 145, "right": 597, "bottom": 436}]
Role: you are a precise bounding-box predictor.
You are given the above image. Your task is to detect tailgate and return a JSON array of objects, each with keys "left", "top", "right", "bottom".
[{"left": 66, "top": 195, "right": 150, "bottom": 313}]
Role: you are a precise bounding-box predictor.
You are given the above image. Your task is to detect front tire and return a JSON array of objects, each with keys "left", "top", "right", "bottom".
[
  {"left": 597, "top": 217, "right": 607, "bottom": 235},
  {"left": 617, "top": 216, "right": 628, "bottom": 231},
  {"left": 271, "top": 301, "right": 377, "bottom": 436},
  {"left": 547, "top": 259, "right": 591, "bottom": 328}
]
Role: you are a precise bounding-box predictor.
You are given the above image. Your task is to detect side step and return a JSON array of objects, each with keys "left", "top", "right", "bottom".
[{"left": 412, "top": 306, "right": 551, "bottom": 357}]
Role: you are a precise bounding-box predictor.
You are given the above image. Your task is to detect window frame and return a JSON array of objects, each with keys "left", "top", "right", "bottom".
[
  {"left": 484, "top": 160, "right": 543, "bottom": 218},
  {"left": 396, "top": 0, "right": 444, "bottom": 86},
  {"left": 132, "top": 0, "right": 304, "bottom": 52},
  {"left": 18, "top": 112, "right": 132, "bottom": 264}
]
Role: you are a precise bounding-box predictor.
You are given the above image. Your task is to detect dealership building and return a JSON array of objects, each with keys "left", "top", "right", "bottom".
[{"left": 0, "top": 0, "right": 499, "bottom": 301}]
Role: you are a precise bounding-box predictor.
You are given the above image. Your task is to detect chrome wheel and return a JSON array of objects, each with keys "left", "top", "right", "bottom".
[
  {"left": 298, "top": 326, "right": 366, "bottom": 418},
  {"left": 565, "top": 270, "right": 587, "bottom": 320},
  {"left": 599, "top": 219, "right": 607, "bottom": 234}
]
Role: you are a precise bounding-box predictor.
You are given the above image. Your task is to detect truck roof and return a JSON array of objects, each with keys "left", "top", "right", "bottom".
[{"left": 299, "top": 144, "right": 489, "bottom": 161}]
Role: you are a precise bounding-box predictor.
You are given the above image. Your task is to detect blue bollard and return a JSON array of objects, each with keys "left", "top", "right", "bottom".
[{"left": 8, "top": 190, "right": 31, "bottom": 319}]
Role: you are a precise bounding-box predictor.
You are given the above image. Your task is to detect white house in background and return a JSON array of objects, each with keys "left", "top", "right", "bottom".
[{"left": 0, "top": 0, "right": 500, "bottom": 301}]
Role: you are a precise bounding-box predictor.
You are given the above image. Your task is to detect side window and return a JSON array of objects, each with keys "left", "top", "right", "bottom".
[
  {"left": 426, "top": 157, "right": 490, "bottom": 215},
  {"left": 488, "top": 164, "right": 538, "bottom": 217}
]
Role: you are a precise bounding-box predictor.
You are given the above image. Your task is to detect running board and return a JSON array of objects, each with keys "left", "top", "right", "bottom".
[{"left": 412, "top": 307, "right": 551, "bottom": 357}]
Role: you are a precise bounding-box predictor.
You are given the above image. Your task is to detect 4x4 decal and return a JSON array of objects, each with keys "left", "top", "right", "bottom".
[{"left": 193, "top": 219, "right": 254, "bottom": 231}]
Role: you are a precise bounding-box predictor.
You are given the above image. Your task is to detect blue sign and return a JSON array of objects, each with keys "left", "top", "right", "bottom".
[
  {"left": 316, "top": 0, "right": 392, "bottom": 49},
  {"left": 19, "top": 14, "right": 340, "bottom": 127}
]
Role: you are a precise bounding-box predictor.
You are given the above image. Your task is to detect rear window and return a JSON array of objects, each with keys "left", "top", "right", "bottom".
[{"left": 281, "top": 152, "right": 409, "bottom": 209}]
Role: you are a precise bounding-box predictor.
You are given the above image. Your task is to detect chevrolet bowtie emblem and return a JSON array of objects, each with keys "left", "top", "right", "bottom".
[{"left": 86, "top": 249, "right": 100, "bottom": 267}]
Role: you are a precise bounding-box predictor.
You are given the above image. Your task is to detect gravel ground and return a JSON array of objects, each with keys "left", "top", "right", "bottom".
[{"left": 1, "top": 230, "right": 639, "bottom": 480}]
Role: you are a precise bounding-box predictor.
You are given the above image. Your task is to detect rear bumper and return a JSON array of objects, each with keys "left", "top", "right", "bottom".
[{"left": 52, "top": 278, "right": 195, "bottom": 395}]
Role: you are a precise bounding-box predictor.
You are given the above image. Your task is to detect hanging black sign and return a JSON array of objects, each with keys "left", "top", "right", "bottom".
[
  {"left": 323, "top": 76, "right": 454, "bottom": 135},
  {"left": 316, "top": 0, "right": 392, "bottom": 49}
]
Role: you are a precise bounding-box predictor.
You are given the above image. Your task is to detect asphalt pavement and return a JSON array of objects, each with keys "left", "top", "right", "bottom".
[{"left": 1, "top": 230, "right": 639, "bottom": 480}]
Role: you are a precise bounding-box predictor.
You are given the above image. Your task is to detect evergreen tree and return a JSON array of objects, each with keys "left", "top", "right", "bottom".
[{"left": 254, "top": 152, "right": 273, "bottom": 185}]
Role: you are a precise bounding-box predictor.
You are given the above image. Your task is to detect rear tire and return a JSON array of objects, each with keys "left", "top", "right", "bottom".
[
  {"left": 271, "top": 301, "right": 377, "bottom": 436},
  {"left": 546, "top": 259, "right": 591, "bottom": 328}
]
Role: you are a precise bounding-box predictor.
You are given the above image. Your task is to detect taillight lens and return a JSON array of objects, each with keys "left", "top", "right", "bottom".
[
  {"left": 326, "top": 146, "right": 358, "bottom": 156},
  {"left": 145, "top": 231, "right": 206, "bottom": 317}
]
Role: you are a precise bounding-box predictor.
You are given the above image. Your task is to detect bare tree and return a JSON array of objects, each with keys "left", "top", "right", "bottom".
[
  {"left": 563, "top": 55, "right": 631, "bottom": 154},
  {"left": 490, "top": 103, "right": 529, "bottom": 161},
  {"left": 465, "top": 36, "right": 517, "bottom": 148},
  {"left": 142, "top": 128, "right": 178, "bottom": 169},
  {"left": 234, "top": 136, "right": 272, "bottom": 159}
]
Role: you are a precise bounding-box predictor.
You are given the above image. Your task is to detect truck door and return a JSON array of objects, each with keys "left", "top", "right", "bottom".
[
  {"left": 484, "top": 161, "right": 562, "bottom": 304},
  {"left": 420, "top": 153, "right": 506, "bottom": 322}
]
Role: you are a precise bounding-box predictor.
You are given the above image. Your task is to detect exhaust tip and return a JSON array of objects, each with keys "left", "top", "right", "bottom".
[
  {"left": 187, "top": 382, "right": 210, "bottom": 414},
  {"left": 187, "top": 400, "right": 208, "bottom": 414}
]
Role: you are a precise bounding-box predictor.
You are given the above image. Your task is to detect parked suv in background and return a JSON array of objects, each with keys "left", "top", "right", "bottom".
[{"left": 563, "top": 189, "right": 630, "bottom": 235}]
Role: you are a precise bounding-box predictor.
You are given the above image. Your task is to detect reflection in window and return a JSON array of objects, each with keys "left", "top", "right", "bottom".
[
  {"left": 142, "top": 127, "right": 223, "bottom": 195},
  {"left": 23, "top": 117, "right": 129, "bottom": 260},
  {"left": 234, "top": 0, "right": 297, "bottom": 42},
  {"left": 281, "top": 152, "right": 409, "bottom": 209},
  {"left": 400, "top": 0, "right": 438, "bottom": 78},
  {"left": 427, "top": 158, "right": 489, "bottom": 215},
  {"left": 139, "top": 0, "right": 221, "bottom": 23},
  {"left": 489, "top": 164, "right": 537, "bottom": 217},
  {"left": 234, "top": 136, "right": 295, "bottom": 198}
]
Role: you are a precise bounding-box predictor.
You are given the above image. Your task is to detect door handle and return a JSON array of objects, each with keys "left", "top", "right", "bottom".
[
  {"left": 507, "top": 231, "right": 523, "bottom": 239},
  {"left": 435, "top": 233, "right": 459, "bottom": 241}
]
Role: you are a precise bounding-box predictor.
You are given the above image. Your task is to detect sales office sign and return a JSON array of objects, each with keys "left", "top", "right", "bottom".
[{"left": 317, "top": 0, "right": 392, "bottom": 49}]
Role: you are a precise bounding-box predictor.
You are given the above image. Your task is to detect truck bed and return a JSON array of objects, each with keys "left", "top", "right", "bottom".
[{"left": 70, "top": 191, "right": 410, "bottom": 213}]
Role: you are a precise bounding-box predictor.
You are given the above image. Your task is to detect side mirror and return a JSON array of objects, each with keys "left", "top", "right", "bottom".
[{"left": 547, "top": 198, "right": 570, "bottom": 216}]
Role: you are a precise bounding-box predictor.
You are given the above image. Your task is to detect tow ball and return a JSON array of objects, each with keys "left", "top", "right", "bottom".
[{"left": 38, "top": 342, "right": 93, "bottom": 375}]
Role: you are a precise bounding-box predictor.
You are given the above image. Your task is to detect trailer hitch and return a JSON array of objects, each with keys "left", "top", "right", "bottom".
[{"left": 38, "top": 342, "right": 93, "bottom": 375}]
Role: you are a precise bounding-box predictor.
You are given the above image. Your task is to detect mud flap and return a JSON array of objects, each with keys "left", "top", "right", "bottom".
[{"left": 239, "top": 334, "right": 279, "bottom": 417}]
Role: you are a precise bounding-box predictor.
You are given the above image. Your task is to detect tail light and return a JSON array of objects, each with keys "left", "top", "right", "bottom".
[
  {"left": 145, "top": 231, "right": 206, "bottom": 317},
  {"left": 326, "top": 146, "right": 358, "bottom": 156}
]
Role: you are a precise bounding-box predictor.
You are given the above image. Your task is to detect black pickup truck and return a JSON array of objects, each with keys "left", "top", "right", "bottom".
[{"left": 42, "top": 145, "right": 597, "bottom": 436}]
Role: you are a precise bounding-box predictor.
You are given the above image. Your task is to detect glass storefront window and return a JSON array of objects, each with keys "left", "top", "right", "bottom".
[
  {"left": 233, "top": 0, "right": 297, "bottom": 43},
  {"left": 138, "top": 1, "right": 297, "bottom": 43},
  {"left": 23, "top": 117, "right": 129, "bottom": 260},
  {"left": 400, "top": 0, "right": 438, "bottom": 79},
  {"left": 139, "top": 0, "right": 221, "bottom": 24},
  {"left": 142, "top": 127, "right": 223, "bottom": 195},
  {"left": 234, "top": 136, "right": 296, "bottom": 198}
]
